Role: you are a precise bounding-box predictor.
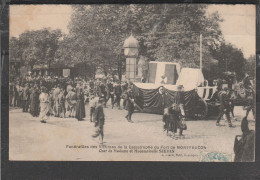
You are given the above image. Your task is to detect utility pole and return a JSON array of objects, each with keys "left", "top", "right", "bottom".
[{"left": 200, "top": 34, "right": 202, "bottom": 70}]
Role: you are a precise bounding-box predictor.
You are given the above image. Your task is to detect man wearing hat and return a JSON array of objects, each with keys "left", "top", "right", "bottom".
[{"left": 216, "top": 87, "right": 232, "bottom": 127}]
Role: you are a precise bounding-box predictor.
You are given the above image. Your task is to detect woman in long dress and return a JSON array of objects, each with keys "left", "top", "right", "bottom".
[
  {"left": 75, "top": 86, "right": 86, "bottom": 121},
  {"left": 29, "top": 84, "right": 40, "bottom": 117},
  {"left": 39, "top": 87, "right": 50, "bottom": 123}
]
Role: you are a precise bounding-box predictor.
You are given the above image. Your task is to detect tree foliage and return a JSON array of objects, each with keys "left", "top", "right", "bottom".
[
  {"left": 10, "top": 28, "right": 62, "bottom": 69},
  {"left": 10, "top": 4, "right": 253, "bottom": 80},
  {"left": 210, "top": 43, "right": 247, "bottom": 80},
  {"left": 67, "top": 4, "right": 224, "bottom": 76},
  {"left": 245, "top": 55, "right": 256, "bottom": 78}
]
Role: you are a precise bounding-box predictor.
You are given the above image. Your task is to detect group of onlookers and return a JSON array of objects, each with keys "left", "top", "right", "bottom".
[{"left": 9, "top": 76, "right": 136, "bottom": 123}]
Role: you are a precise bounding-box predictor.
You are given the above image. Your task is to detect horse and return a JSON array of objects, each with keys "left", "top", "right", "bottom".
[{"left": 230, "top": 81, "right": 255, "bottom": 119}]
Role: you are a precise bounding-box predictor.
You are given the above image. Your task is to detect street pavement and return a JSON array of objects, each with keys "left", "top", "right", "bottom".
[{"left": 9, "top": 102, "right": 255, "bottom": 161}]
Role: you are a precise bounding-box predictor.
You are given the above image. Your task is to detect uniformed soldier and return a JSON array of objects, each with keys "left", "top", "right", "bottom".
[
  {"left": 216, "top": 87, "right": 232, "bottom": 127},
  {"left": 105, "top": 79, "right": 114, "bottom": 107},
  {"left": 125, "top": 88, "right": 135, "bottom": 122},
  {"left": 112, "top": 80, "right": 122, "bottom": 109}
]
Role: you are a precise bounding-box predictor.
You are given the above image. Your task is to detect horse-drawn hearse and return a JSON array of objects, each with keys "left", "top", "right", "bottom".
[{"left": 131, "top": 62, "right": 255, "bottom": 120}]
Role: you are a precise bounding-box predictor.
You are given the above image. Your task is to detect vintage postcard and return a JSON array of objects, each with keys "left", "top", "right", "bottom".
[{"left": 9, "top": 4, "right": 255, "bottom": 161}]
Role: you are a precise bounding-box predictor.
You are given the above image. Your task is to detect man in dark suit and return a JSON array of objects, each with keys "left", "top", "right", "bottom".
[
  {"left": 125, "top": 88, "right": 135, "bottom": 122},
  {"left": 216, "top": 87, "right": 232, "bottom": 127},
  {"left": 22, "top": 83, "right": 30, "bottom": 112}
]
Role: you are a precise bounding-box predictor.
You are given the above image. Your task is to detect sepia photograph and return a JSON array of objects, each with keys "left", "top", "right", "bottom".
[{"left": 9, "top": 4, "right": 255, "bottom": 161}]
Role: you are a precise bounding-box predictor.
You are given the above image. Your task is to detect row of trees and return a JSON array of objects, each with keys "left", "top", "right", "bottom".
[
  {"left": 10, "top": 4, "right": 255, "bottom": 80},
  {"left": 10, "top": 29, "right": 62, "bottom": 70}
]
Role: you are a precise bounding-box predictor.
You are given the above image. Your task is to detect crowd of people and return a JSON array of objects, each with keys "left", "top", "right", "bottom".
[{"left": 9, "top": 75, "right": 136, "bottom": 143}]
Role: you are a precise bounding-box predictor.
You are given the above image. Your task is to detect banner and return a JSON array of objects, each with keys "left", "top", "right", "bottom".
[
  {"left": 63, "top": 69, "right": 70, "bottom": 77},
  {"left": 147, "top": 62, "right": 180, "bottom": 85}
]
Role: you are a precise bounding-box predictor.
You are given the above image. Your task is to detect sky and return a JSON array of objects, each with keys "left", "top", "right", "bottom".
[{"left": 10, "top": 4, "right": 256, "bottom": 58}]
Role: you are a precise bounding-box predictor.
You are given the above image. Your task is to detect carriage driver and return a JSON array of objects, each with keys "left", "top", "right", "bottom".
[{"left": 216, "top": 87, "right": 232, "bottom": 127}]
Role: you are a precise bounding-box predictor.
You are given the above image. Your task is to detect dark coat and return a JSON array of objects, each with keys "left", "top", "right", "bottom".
[
  {"left": 94, "top": 104, "right": 105, "bottom": 127},
  {"left": 106, "top": 83, "right": 113, "bottom": 93},
  {"left": 99, "top": 83, "right": 106, "bottom": 95},
  {"left": 126, "top": 91, "right": 135, "bottom": 111},
  {"left": 218, "top": 91, "right": 230, "bottom": 109},
  {"left": 29, "top": 89, "right": 40, "bottom": 116},
  {"left": 113, "top": 84, "right": 122, "bottom": 95},
  {"left": 75, "top": 88, "right": 85, "bottom": 120},
  {"left": 163, "top": 107, "right": 181, "bottom": 133},
  {"left": 234, "top": 130, "right": 255, "bottom": 162}
]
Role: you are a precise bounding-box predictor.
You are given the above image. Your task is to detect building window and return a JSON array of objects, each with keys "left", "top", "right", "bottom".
[{"left": 126, "top": 58, "right": 136, "bottom": 82}]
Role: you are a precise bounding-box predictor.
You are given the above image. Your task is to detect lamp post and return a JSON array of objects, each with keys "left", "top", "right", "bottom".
[{"left": 123, "top": 34, "right": 139, "bottom": 82}]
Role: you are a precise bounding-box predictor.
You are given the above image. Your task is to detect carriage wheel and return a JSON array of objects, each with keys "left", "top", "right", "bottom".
[{"left": 193, "top": 99, "right": 208, "bottom": 120}]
